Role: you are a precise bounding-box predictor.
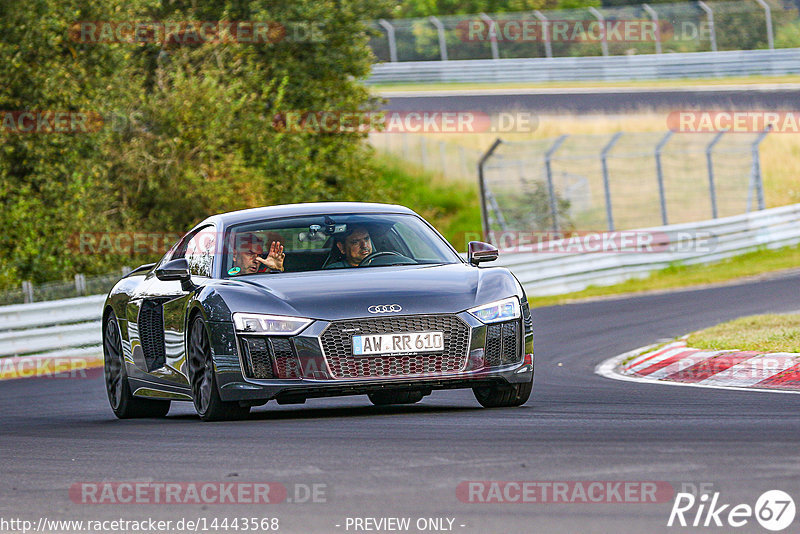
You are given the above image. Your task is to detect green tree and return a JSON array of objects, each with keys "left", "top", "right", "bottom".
[{"left": 0, "top": 0, "right": 391, "bottom": 288}]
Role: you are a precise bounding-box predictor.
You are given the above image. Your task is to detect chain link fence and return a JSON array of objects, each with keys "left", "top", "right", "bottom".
[
  {"left": 369, "top": 133, "right": 484, "bottom": 181},
  {"left": 0, "top": 268, "right": 130, "bottom": 306},
  {"left": 368, "top": 0, "right": 798, "bottom": 63},
  {"left": 477, "top": 130, "right": 769, "bottom": 235}
]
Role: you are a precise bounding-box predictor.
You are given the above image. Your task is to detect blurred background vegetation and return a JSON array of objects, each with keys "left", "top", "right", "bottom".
[
  {"left": 0, "top": 0, "right": 488, "bottom": 290},
  {"left": 2, "top": 0, "right": 793, "bottom": 292}
]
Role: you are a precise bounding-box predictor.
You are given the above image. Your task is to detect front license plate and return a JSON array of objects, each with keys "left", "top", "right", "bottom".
[{"left": 352, "top": 331, "right": 444, "bottom": 356}]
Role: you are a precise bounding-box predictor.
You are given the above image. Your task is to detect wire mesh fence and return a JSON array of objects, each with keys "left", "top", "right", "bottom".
[
  {"left": 369, "top": 133, "right": 485, "bottom": 182},
  {"left": 477, "top": 130, "right": 769, "bottom": 235},
  {"left": 368, "top": 0, "right": 798, "bottom": 62},
  {"left": 0, "top": 269, "right": 130, "bottom": 306}
]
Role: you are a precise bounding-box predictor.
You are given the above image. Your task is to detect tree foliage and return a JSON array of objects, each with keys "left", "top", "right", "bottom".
[{"left": 0, "top": 0, "right": 390, "bottom": 288}]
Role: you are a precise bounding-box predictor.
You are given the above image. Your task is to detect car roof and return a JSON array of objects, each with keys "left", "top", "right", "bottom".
[{"left": 200, "top": 202, "right": 417, "bottom": 228}]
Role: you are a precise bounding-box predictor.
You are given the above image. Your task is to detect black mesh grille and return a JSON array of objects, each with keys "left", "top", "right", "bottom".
[
  {"left": 320, "top": 315, "right": 469, "bottom": 379},
  {"left": 502, "top": 321, "right": 518, "bottom": 362},
  {"left": 241, "top": 337, "right": 274, "bottom": 379},
  {"left": 270, "top": 338, "right": 300, "bottom": 379},
  {"left": 485, "top": 324, "right": 503, "bottom": 367},
  {"left": 139, "top": 301, "right": 165, "bottom": 371},
  {"left": 484, "top": 319, "right": 520, "bottom": 367}
]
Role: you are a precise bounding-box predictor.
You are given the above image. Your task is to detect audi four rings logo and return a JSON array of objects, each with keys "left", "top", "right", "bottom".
[{"left": 368, "top": 304, "right": 402, "bottom": 314}]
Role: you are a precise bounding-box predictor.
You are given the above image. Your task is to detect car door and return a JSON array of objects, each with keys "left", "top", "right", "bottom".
[{"left": 125, "top": 225, "right": 217, "bottom": 387}]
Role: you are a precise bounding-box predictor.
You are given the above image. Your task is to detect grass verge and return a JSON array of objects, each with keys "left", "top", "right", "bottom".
[
  {"left": 371, "top": 74, "right": 800, "bottom": 93},
  {"left": 528, "top": 244, "right": 800, "bottom": 308},
  {"left": 369, "top": 154, "right": 481, "bottom": 252},
  {"left": 687, "top": 313, "right": 800, "bottom": 353}
]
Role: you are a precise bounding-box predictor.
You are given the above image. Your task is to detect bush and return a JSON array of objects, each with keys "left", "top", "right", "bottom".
[{"left": 0, "top": 0, "right": 392, "bottom": 289}]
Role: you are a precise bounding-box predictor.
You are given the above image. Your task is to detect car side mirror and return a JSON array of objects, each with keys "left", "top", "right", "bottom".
[
  {"left": 155, "top": 258, "right": 191, "bottom": 282},
  {"left": 468, "top": 241, "right": 499, "bottom": 266}
]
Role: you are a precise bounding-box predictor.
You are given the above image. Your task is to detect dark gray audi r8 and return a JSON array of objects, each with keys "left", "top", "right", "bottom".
[{"left": 102, "top": 202, "right": 534, "bottom": 421}]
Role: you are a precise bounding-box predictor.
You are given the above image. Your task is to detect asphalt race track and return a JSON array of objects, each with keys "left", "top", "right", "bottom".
[
  {"left": 381, "top": 87, "right": 800, "bottom": 114},
  {"left": 3, "top": 272, "right": 800, "bottom": 533}
]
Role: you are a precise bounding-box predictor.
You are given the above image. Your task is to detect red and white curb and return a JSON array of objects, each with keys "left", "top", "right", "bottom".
[{"left": 596, "top": 340, "right": 800, "bottom": 394}]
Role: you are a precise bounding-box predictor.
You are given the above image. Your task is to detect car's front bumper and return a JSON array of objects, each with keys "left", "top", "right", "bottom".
[{"left": 209, "top": 311, "right": 534, "bottom": 404}]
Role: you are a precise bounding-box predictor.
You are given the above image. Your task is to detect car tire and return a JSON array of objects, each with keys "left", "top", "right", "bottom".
[
  {"left": 473, "top": 378, "right": 533, "bottom": 408},
  {"left": 103, "top": 314, "right": 170, "bottom": 419},
  {"left": 187, "top": 316, "right": 250, "bottom": 422},
  {"left": 368, "top": 390, "right": 425, "bottom": 406}
]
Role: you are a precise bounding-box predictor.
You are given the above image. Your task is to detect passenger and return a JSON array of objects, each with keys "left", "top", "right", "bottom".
[
  {"left": 229, "top": 233, "right": 284, "bottom": 275},
  {"left": 326, "top": 226, "right": 373, "bottom": 268}
]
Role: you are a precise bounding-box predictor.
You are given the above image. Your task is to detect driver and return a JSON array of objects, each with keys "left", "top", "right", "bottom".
[
  {"left": 327, "top": 226, "right": 373, "bottom": 268},
  {"left": 229, "top": 233, "right": 284, "bottom": 275}
]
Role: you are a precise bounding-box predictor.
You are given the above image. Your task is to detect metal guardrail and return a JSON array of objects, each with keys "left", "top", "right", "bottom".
[
  {"left": 496, "top": 202, "right": 800, "bottom": 295},
  {"left": 368, "top": 0, "right": 796, "bottom": 63},
  {"left": 0, "top": 295, "right": 106, "bottom": 331},
  {"left": 367, "top": 47, "right": 800, "bottom": 84},
  {"left": 0, "top": 295, "right": 106, "bottom": 361},
  {"left": 1, "top": 203, "right": 798, "bottom": 359}
]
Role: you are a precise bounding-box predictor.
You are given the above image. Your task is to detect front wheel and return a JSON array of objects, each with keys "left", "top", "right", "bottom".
[
  {"left": 187, "top": 316, "right": 250, "bottom": 422},
  {"left": 473, "top": 378, "right": 532, "bottom": 408},
  {"left": 103, "top": 314, "right": 170, "bottom": 419}
]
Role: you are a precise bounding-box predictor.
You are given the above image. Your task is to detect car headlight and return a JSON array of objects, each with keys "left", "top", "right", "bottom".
[
  {"left": 468, "top": 297, "right": 521, "bottom": 324},
  {"left": 232, "top": 312, "right": 312, "bottom": 335}
]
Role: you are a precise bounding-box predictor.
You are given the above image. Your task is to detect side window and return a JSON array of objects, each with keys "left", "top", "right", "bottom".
[
  {"left": 394, "top": 223, "right": 439, "bottom": 260},
  {"left": 184, "top": 226, "right": 216, "bottom": 277}
]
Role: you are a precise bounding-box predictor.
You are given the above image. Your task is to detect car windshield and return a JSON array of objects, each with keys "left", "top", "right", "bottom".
[{"left": 223, "top": 213, "right": 461, "bottom": 276}]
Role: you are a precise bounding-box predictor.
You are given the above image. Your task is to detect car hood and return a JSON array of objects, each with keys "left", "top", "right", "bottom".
[{"left": 211, "top": 263, "right": 520, "bottom": 322}]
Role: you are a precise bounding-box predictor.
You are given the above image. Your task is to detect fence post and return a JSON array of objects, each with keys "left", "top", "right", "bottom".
[
  {"left": 698, "top": 1, "right": 717, "bottom": 52},
  {"left": 601, "top": 132, "right": 623, "bottom": 231},
  {"left": 654, "top": 131, "right": 673, "bottom": 226},
  {"left": 478, "top": 138, "right": 503, "bottom": 239},
  {"left": 402, "top": 134, "right": 409, "bottom": 160},
  {"left": 705, "top": 130, "right": 726, "bottom": 219},
  {"left": 459, "top": 145, "right": 468, "bottom": 178},
  {"left": 22, "top": 281, "right": 34, "bottom": 304},
  {"left": 378, "top": 19, "right": 398, "bottom": 62},
  {"left": 439, "top": 141, "right": 447, "bottom": 174},
  {"left": 642, "top": 4, "right": 662, "bottom": 54},
  {"left": 534, "top": 11, "right": 553, "bottom": 58},
  {"left": 74, "top": 273, "right": 86, "bottom": 296},
  {"left": 429, "top": 16, "right": 448, "bottom": 61},
  {"left": 588, "top": 7, "right": 609, "bottom": 57},
  {"left": 479, "top": 13, "right": 500, "bottom": 60},
  {"left": 754, "top": 0, "right": 774, "bottom": 50},
  {"left": 544, "top": 135, "right": 568, "bottom": 234},
  {"left": 420, "top": 137, "right": 428, "bottom": 168},
  {"left": 750, "top": 126, "right": 771, "bottom": 211}
]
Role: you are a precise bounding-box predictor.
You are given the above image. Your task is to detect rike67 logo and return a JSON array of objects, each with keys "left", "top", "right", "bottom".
[{"left": 668, "top": 490, "right": 796, "bottom": 531}]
